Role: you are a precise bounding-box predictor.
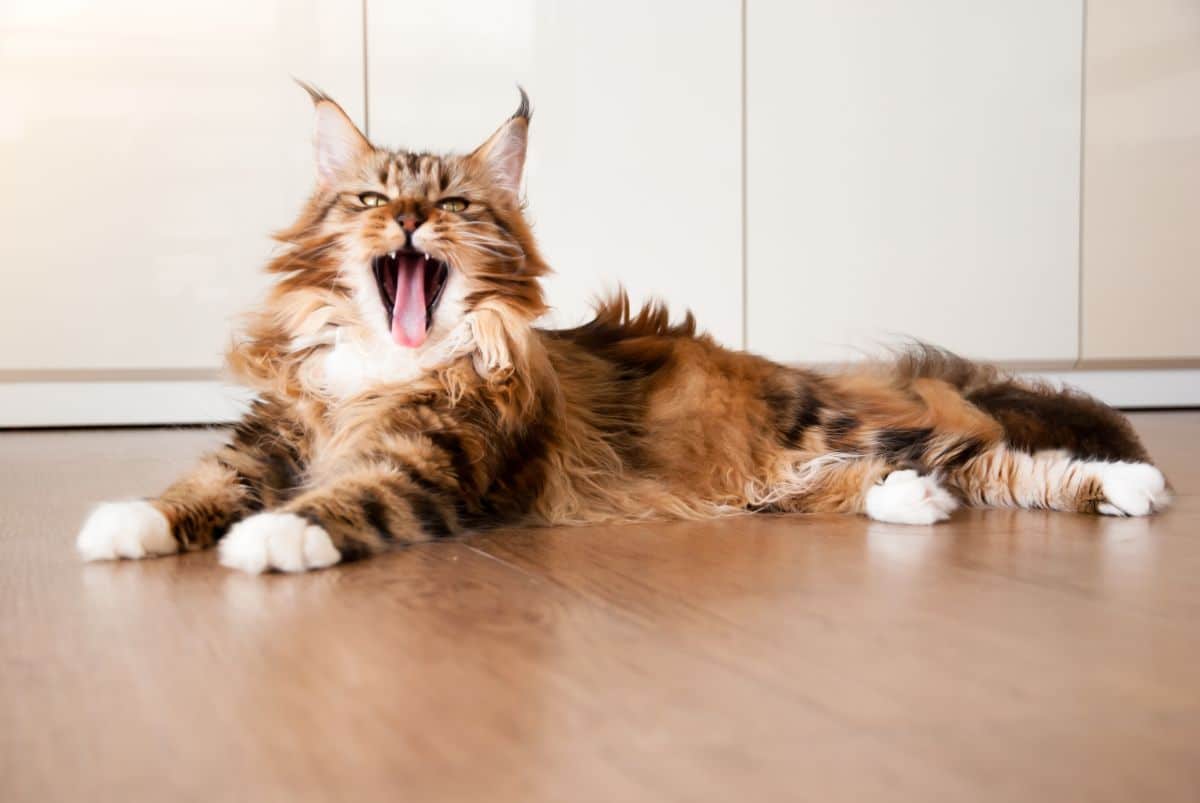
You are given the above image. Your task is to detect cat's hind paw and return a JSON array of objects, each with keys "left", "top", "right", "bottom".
[
  {"left": 865, "top": 469, "right": 958, "bottom": 525},
  {"left": 1095, "top": 462, "right": 1171, "bottom": 517},
  {"left": 218, "top": 512, "right": 341, "bottom": 574},
  {"left": 76, "top": 501, "right": 178, "bottom": 561}
]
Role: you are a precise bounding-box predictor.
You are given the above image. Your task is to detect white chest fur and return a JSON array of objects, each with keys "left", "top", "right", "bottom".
[
  {"left": 318, "top": 330, "right": 425, "bottom": 398},
  {"left": 311, "top": 268, "right": 478, "bottom": 400}
]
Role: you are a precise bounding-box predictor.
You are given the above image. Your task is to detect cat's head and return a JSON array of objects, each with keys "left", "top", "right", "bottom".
[{"left": 267, "top": 84, "right": 548, "bottom": 365}]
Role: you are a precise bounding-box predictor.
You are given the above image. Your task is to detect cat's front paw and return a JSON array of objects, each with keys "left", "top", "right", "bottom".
[
  {"left": 469, "top": 315, "right": 514, "bottom": 380},
  {"left": 418, "top": 308, "right": 516, "bottom": 383},
  {"left": 418, "top": 314, "right": 478, "bottom": 370},
  {"left": 1094, "top": 462, "right": 1171, "bottom": 517},
  {"left": 865, "top": 469, "right": 958, "bottom": 525},
  {"left": 77, "top": 501, "right": 178, "bottom": 561},
  {"left": 218, "top": 512, "right": 341, "bottom": 574}
]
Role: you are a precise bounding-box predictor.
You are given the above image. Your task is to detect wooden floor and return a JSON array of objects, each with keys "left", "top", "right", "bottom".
[{"left": 1, "top": 413, "right": 1198, "bottom": 802}]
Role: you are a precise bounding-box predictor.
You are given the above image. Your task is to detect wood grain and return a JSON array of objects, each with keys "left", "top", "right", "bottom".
[{"left": 1, "top": 413, "right": 1198, "bottom": 802}]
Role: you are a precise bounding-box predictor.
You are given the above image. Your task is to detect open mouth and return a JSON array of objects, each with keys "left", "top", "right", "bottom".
[{"left": 372, "top": 248, "right": 449, "bottom": 348}]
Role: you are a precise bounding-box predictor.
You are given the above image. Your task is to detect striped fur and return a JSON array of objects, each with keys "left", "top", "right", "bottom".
[{"left": 76, "top": 90, "right": 1171, "bottom": 572}]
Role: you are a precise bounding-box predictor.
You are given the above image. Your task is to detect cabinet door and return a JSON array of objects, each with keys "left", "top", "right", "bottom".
[
  {"left": 0, "top": 0, "right": 363, "bottom": 374},
  {"left": 1081, "top": 0, "right": 1200, "bottom": 362},
  {"left": 366, "top": 0, "right": 743, "bottom": 347},
  {"left": 746, "top": 1, "right": 1083, "bottom": 364}
]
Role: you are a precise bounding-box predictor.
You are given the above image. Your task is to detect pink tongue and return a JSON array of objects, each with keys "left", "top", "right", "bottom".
[{"left": 391, "top": 255, "right": 427, "bottom": 348}]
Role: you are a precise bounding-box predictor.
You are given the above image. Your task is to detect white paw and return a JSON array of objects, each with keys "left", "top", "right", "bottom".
[
  {"left": 417, "top": 312, "right": 514, "bottom": 382},
  {"left": 76, "top": 501, "right": 178, "bottom": 561},
  {"left": 1094, "top": 462, "right": 1171, "bottom": 517},
  {"left": 865, "top": 469, "right": 958, "bottom": 525},
  {"left": 218, "top": 512, "right": 341, "bottom": 574},
  {"left": 464, "top": 310, "right": 514, "bottom": 380}
]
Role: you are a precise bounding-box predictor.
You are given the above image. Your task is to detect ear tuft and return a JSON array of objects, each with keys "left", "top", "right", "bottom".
[
  {"left": 295, "top": 79, "right": 371, "bottom": 185},
  {"left": 512, "top": 85, "right": 532, "bottom": 124},
  {"left": 294, "top": 77, "right": 332, "bottom": 105}
]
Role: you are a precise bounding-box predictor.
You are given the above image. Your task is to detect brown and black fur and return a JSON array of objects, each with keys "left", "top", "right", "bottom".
[{"left": 81, "top": 88, "right": 1169, "bottom": 571}]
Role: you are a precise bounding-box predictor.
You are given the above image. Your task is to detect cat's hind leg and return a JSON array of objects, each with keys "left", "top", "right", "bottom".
[
  {"left": 763, "top": 456, "right": 959, "bottom": 525},
  {"left": 952, "top": 377, "right": 1169, "bottom": 514},
  {"left": 863, "top": 468, "right": 959, "bottom": 524},
  {"left": 944, "top": 446, "right": 1170, "bottom": 517}
]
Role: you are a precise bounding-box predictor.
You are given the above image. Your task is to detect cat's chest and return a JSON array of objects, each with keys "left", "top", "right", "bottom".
[{"left": 317, "top": 334, "right": 424, "bottom": 398}]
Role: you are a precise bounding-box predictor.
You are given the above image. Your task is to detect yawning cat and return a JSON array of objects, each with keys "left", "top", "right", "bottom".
[{"left": 77, "top": 86, "right": 1171, "bottom": 573}]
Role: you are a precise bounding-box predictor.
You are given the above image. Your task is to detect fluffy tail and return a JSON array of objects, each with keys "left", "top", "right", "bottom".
[{"left": 893, "top": 343, "right": 1149, "bottom": 464}]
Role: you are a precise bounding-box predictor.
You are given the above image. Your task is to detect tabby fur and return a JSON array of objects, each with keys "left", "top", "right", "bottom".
[{"left": 76, "top": 87, "right": 1171, "bottom": 573}]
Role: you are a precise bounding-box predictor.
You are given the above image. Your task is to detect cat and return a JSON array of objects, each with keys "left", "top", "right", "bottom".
[{"left": 76, "top": 85, "right": 1171, "bottom": 574}]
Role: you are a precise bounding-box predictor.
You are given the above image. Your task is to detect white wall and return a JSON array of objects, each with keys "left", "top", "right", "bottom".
[
  {"left": 1081, "top": 0, "right": 1200, "bottom": 362},
  {"left": 746, "top": 0, "right": 1083, "bottom": 364},
  {"left": 0, "top": 0, "right": 362, "bottom": 372},
  {"left": 1, "top": 1, "right": 1196, "bottom": 426},
  {"left": 367, "top": 0, "right": 743, "bottom": 345}
]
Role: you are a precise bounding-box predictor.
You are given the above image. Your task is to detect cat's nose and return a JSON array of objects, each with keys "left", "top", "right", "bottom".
[
  {"left": 396, "top": 213, "right": 423, "bottom": 233},
  {"left": 396, "top": 214, "right": 424, "bottom": 249}
]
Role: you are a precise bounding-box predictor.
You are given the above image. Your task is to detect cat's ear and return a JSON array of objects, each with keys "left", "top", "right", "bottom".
[
  {"left": 296, "top": 80, "right": 371, "bottom": 185},
  {"left": 469, "top": 87, "right": 531, "bottom": 199}
]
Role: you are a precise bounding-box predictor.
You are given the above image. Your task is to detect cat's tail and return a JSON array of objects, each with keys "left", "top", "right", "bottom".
[{"left": 892, "top": 342, "right": 1150, "bottom": 464}]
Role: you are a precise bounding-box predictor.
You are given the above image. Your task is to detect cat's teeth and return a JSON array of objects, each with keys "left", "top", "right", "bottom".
[
  {"left": 388, "top": 251, "right": 396, "bottom": 259},
  {"left": 424, "top": 253, "right": 430, "bottom": 261}
]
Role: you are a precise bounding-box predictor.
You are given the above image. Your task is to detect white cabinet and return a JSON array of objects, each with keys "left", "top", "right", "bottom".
[
  {"left": 0, "top": 0, "right": 363, "bottom": 373},
  {"left": 3, "top": 2, "right": 1196, "bottom": 424},
  {"left": 366, "top": 0, "right": 744, "bottom": 347},
  {"left": 1081, "top": 0, "right": 1200, "bottom": 362},
  {"left": 745, "top": 1, "right": 1084, "bottom": 364}
]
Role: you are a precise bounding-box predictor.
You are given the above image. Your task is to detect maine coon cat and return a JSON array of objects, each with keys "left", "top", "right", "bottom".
[{"left": 77, "top": 86, "right": 1171, "bottom": 574}]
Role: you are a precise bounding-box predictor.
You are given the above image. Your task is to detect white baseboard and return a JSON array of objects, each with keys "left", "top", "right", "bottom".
[
  {"left": 1024, "top": 369, "right": 1200, "bottom": 409},
  {"left": 0, "top": 381, "right": 250, "bottom": 428},
  {"left": 0, "top": 369, "right": 1197, "bottom": 428}
]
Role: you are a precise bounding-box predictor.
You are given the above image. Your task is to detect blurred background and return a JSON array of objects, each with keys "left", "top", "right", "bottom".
[{"left": 1, "top": 0, "right": 1196, "bottom": 426}]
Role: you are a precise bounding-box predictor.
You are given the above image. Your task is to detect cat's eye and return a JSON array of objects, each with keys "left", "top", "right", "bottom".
[
  {"left": 437, "top": 197, "right": 469, "bottom": 213},
  {"left": 358, "top": 192, "right": 389, "bottom": 208}
]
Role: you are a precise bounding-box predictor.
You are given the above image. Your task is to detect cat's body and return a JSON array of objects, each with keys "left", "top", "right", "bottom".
[{"left": 77, "top": 88, "right": 1170, "bottom": 573}]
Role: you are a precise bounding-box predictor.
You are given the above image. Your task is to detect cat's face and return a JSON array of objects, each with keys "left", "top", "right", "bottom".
[{"left": 293, "top": 86, "right": 546, "bottom": 354}]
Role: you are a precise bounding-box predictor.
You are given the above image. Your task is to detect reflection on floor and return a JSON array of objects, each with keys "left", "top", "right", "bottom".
[{"left": 1, "top": 412, "right": 1198, "bottom": 802}]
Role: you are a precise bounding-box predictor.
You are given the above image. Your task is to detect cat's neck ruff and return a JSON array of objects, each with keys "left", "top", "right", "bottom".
[
  {"left": 317, "top": 326, "right": 427, "bottom": 399},
  {"left": 308, "top": 267, "right": 475, "bottom": 400}
]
